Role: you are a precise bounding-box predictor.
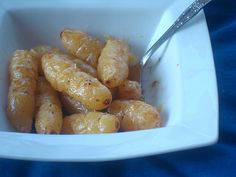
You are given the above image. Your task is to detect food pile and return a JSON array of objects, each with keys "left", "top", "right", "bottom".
[{"left": 7, "top": 29, "right": 161, "bottom": 134}]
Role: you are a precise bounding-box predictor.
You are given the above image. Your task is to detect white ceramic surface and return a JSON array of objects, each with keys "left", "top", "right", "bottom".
[{"left": 0, "top": 0, "right": 218, "bottom": 161}]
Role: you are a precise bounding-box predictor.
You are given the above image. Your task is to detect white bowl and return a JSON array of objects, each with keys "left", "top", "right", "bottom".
[{"left": 0, "top": 0, "right": 218, "bottom": 161}]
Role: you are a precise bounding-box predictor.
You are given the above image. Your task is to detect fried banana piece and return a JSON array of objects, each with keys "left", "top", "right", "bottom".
[
  {"left": 30, "top": 45, "right": 59, "bottom": 75},
  {"left": 97, "top": 39, "right": 129, "bottom": 88},
  {"left": 108, "top": 100, "right": 161, "bottom": 131},
  {"left": 35, "top": 77, "right": 63, "bottom": 134},
  {"left": 42, "top": 53, "right": 112, "bottom": 110},
  {"left": 59, "top": 93, "right": 90, "bottom": 114},
  {"left": 118, "top": 80, "right": 142, "bottom": 100},
  {"left": 7, "top": 50, "right": 38, "bottom": 132},
  {"left": 62, "top": 112, "right": 120, "bottom": 134},
  {"left": 60, "top": 29, "right": 103, "bottom": 68}
]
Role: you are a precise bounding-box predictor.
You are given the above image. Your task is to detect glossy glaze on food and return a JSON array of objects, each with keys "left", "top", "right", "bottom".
[
  {"left": 30, "top": 45, "right": 59, "bottom": 75},
  {"left": 6, "top": 30, "right": 161, "bottom": 134},
  {"left": 7, "top": 50, "right": 38, "bottom": 132},
  {"left": 35, "top": 77, "right": 63, "bottom": 134},
  {"left": 42, "top": 53, "right": 112, "bottom": 110},
  {"left": 108, "top": 100, "right": 161, "bottom": 131},
  {"left": 61, "top": 29, "right": 103, "bottom": 68},
  {"left": 62, "top": 112, "right": 120, "bottom": 134},
  {"left": 97, "top": 39, "right": 129, "bottom": 88}
]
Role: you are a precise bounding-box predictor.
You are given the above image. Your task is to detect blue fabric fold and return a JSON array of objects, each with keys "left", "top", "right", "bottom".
[{"left": 1, "top": 0, "right": 236, "bottom": 176}]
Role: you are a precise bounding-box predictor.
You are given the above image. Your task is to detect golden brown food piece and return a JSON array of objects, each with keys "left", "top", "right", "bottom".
[
  {"left": 9, "top": 51, "right": 38, "bottom": 81},
  {"left": 97, "top": 39, "right": 129, "bottom": 88},
  {"left": 59, "top": 93, "right": 90, "bottom": 114},
  {"left": 35, "top": 77, "right": 63, "bottom": 134},
  {"left": 42, "top": 53, "right": 112, "bottom": 110},
  {"left": 108, "top": 100, "right": 161, "bottom": 131},
  {"left": 60, "top": 29, "right": 103, "bottom": 68},
  {"left": 62, "top": 112, "right": 120, "bottom": 134},
  {"left": 7, "top": 50, "right": 38, "bottom": 132},
  {"left": 7, "top": 80, "right": 36, "bottom": 132},
  {"left": 30, "top": 45, "right": 59, "bottom": 75},
  {"left": 118, "top": 80, "right": 142, "bottom": 100},
  {"left": 128, "top": 64, "right": 141, "bottom": 82}
]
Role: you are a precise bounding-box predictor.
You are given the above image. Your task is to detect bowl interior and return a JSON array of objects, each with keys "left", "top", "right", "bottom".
[{"left": 0, "top": 0, "right": 182, "bottom": 132}]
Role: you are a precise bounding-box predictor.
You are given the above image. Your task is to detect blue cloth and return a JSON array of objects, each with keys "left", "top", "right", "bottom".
[{"left": 1, "top": 0, "right": 236, "bottom": 176}]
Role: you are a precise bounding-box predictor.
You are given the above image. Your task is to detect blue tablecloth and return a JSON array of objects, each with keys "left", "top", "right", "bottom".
[{"left": 1, "top": 0, "right": 236, "bottom": 176}]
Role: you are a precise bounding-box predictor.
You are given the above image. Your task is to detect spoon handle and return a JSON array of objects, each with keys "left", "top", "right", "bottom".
[{"left": 141, "top": 0, "right": 212, "bottom": 67}]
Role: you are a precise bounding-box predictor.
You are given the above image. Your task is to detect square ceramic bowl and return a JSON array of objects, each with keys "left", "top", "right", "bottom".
[{"left": 0, "top": 0, "right": 218, "bottom": 161}]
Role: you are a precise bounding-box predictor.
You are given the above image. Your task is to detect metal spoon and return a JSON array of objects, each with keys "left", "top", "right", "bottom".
[{"left": 140, "top": 0, "right": 212, "bottom": 85}]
